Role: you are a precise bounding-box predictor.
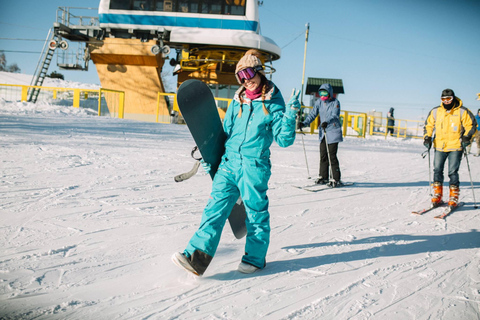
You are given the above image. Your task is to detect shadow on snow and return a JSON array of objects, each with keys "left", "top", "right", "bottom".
[{"left": 209, "top": 230, "right": 480, "bottom": 280}]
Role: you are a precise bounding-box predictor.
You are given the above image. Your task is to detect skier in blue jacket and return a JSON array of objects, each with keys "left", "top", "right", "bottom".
[
  {"left": 298, "top": 83, "right": 343, "bottom": 187},
  {"left": 172, "top": 51, "right": 301, "bottom": 276}
]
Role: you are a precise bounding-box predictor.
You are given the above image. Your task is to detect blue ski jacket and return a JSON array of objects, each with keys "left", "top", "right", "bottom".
[
  {"left": 223, "top": 81, "right": 297, "bottom": 159},
  {"left": 301, "top": 83, "right": 343, "bottom": 144}
]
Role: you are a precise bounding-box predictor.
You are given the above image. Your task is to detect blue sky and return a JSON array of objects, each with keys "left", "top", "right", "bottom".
[{"left": 1, "top": 0, "right": 479, "bottom": 120}]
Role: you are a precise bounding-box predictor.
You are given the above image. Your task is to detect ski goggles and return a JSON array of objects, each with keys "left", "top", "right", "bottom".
[
  {"left": 441, "top": 96, "right": 453, "bottom": 103},
  {"left": 235, "top": 66, "right": 263, "bottom": 83},
  {"left": 319, "top": 90, "right": 329, "bottom": 97}
]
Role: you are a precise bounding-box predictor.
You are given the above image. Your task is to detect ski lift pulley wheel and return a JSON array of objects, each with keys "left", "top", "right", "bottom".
[
  {"left": 59, "top": 41, "right": 69, "bottom": 50},
  {"left": 48, "top": 40, "right": 57, "bottom": 50},
  {"left": 151, "top": 45, "right": 161, "bottom": 55}
]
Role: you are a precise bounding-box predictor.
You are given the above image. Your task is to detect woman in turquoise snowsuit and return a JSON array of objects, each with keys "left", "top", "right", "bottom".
[{"left": 172, "top": 52, "right": 301, "bottom": 276}]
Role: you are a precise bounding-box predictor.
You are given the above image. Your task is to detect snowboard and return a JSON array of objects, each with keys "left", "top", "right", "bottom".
[{"left": 176, "top": 79, "right": 247, "bottom": 239}]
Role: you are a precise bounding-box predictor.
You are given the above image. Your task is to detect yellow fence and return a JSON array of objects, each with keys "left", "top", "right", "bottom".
[
  {"left": 0, "top": 84, "right": 424, "bottom": 139},
  {"left": 300, "top": 106, "right": 369, "bottom": 138},
  {"left": 0, "top": 84, "right": 125, "bottom": 118},
  {"left": 299, "top": 106, "right": 423, "bottom": 139},
  {"left": 99, "top": 88, "right": 125, "bottom": 119},
  {"left": 156, "top": 92, "right": 232, "bottom": 124},
  {"left": 368, "top": 116, "right": 424, "bottom": 139}
]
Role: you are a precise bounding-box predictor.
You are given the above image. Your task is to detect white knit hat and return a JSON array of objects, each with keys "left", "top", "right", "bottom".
[{"left": 235, "top": 54, "right": 265, "bottom": 76}]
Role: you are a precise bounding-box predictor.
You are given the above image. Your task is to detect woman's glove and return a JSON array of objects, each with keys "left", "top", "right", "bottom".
[
  {"left": 200, "top": 159, "right": 211, "bottom": 174},
  {"left": 286, "top": 89, "right": 301, "bottom": 110}
]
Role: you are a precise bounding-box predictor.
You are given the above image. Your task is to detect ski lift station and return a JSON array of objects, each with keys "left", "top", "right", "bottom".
[{"left": 37, "top": 0, "right": 281, "bottom": 122}]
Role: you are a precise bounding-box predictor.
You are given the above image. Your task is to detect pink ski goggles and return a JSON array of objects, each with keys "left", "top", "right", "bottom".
[{"left": 235, "top": 66, "right": 263, "bottom": 84}]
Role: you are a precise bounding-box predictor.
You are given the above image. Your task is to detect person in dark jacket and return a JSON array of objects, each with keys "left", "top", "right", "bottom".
[
  {"left": 387, "top": 107, "right": 395, "bottom": 136},
  {"left": 298, "top": 83, "right": 343, "bottom": 187}
]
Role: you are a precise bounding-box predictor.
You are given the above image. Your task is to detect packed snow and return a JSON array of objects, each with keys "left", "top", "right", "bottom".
[{"left": 1, "top": 72, "right": 479, "bottom": 319}]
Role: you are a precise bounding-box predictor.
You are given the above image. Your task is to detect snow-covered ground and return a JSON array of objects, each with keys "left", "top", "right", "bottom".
[{"left": 1, "top": 72, "right": 479, "bottom": 319}]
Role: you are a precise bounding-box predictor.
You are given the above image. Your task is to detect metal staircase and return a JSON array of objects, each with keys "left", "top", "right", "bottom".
[{"left": 28, "top": 28, "right": 60, "bottom": 103}]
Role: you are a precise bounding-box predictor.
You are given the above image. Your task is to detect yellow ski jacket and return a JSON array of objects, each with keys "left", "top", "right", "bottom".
[{"left": 424, "top": 98, "right": 477, "bottom": 152}]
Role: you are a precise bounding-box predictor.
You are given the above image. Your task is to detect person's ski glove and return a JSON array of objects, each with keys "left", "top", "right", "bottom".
[
  {"left": 297, "top": 121, "right": 305, "bottom": 130},
  {"left": 423, "top": 136, "right": 432, "bottom": 150},
  {"left": 285, "top": 89, "right": 301, "bottom": 119},
  {"left": 321, "top": 122, "right": 328, "bottom": 130},
  {"left": 200, "top": 159, "right": 211, "bottom": 174},
  {"left": 461, "top": 135, "right": 471, "bottom": 148}
]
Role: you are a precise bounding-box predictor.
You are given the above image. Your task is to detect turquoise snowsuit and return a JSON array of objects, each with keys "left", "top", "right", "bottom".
[{"left": 184, "top": 81, "right": 297, "bottom": 269}]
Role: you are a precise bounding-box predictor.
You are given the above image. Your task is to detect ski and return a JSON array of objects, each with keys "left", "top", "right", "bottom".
[
  {"left": 434, "top": 202, "right": 464, "bottom": 219},
  {"left": 411, "top": 202, "right": 445, "bottom": 215},
  {"left": 294, "top": 182, "right": 354, "bottom": 193}
]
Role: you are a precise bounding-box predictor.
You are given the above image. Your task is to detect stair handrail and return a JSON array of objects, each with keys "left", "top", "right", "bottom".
[{"left": 30, "top": 28, "right": 54, "bottom": 87}]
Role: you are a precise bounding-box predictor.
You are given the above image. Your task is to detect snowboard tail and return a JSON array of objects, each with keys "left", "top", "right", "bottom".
[{"left": 176, "top": 79, "right": 247, "bottom": 239}]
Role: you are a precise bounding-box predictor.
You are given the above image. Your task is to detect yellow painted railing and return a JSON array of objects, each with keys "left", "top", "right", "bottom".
[
  {"left": 0, "top": 84, "right": 425, "bottom": 139},
  {"left": 299, "top": 106, "right": 368, "bottom": 138},
  {"left": 156, "top": 92, "right": 176, "bottom": 124},
  {"left": 156, "top": 92, "right": 232, "bottom": 123},
  {"left": 368, "top": 116, "right": 424, "bottom": 139},
  {"left": 0, "top": 84, "right": 125, "bottom": 118},
  {"left": 0, "top": 83, "right": 100, "bottom": 108},
  {"left": 298, "top": 106, "right": 423, "bottom": 139},
  {"left": 99, "top": 88, "right": 125, "bottom": 119}
]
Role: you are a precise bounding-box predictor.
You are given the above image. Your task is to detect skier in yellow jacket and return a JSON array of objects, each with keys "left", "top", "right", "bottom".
[{"left": 423, "top": 89, "right": 477, "bottom": 207}]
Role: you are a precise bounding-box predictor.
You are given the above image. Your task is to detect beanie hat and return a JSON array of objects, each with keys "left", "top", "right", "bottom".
[
  {"left": 235, "top": 54, "right": 265, "bottom": 76},
  {"left": 441, "top": 88, "right": 455, "bottom": 97}
]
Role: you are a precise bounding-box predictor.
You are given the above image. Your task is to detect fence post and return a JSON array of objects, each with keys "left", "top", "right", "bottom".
[
  {"left": 118, "top": 91, "right": 125, "bottom": 119},
  {"left": 73, "top": 89, "right": 80, "bottom": 108},
  {"left": 156, "top": 92, "right": 160, "bottom": 123},
  {"left": 342, "top": 111, "right": 348, "bottom": 137},
  {"left": 98, "top": 89, "right": 102, "bottom": 116},
  {"left": 21, "top": 86, "right": 28, "bottom": 102}
]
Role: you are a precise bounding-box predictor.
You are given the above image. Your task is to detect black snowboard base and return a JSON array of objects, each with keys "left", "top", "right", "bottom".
[{"left": 176, "top": 79, "right": 247, "bottom": 239}]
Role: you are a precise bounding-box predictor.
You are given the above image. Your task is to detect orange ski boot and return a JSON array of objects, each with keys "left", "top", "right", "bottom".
[
  {"left": 448, "top": 185, "right": 460, "bottom": 207},
  {"left": 431, "top": 182, "right": 443, "bottom": 206}
]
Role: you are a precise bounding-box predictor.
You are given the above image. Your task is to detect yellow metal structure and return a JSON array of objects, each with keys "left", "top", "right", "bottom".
[
  {"left": 89, "top": 38, "right": 169, "bottom": 123},
  {"left": 0, "top": 84, "right": 99, "bottom": 108},
  {"left": 0, "top": 83, "right": 425, "bottom": 139},
  {"left": 297, "top": 106, "right": 423, "bottom": 139},
  {"left": 99, "top": 88, "right": 125, "bottom": 119},
  {"left": 176, "top": 47, "right": 273, "bottom": 86},
  {"left": 368, "top": 116, "right": 424, "bottom": 139},
  {"left": 156, "top": 92, "right": 232, "bottom": 124},
  {"left": 0, "top": 84, "right": 123, "bottom": 116}
]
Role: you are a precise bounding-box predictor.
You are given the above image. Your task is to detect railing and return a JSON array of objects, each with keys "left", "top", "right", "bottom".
[
  {"left": 300, "top": 106, "right": 369, "bottom": 138},
  {"left": 156, "top": 92, "right": 232, "bottom": 124},
  {"left": 56, "top": 7, "right": 99, "bottom": 29},
  {"left": 0, "top": 84, "right": 120, "bottom": 116},
  {"left": 298, "top": 106, "right": 423, "bottom": 139},
  {"left": 156, "top": 92, "right": 176, "bottom": 124},
  {"left": 368, "top": 116, "right": 424, "bottom": 139},
  {"left": 0, "top": 83, "right": 425, "bottom": 139},
  {"left": 99, "top": 88, "right": 125, "bottom": 119}
]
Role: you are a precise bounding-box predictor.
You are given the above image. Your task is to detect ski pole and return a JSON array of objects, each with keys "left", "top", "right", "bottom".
[
  {"left": 428, "top": 149, "right": 432, "bottom": 197},
  {"left": 463, "top": 148, "right": 478, "bottom": 209},
  {"left": 421, "top": 148, "right": 432, "bottom": 197},
  {"left": 299, "top": 129, "right": 311, "bottom": 179},
  {"left": 323, "top": 127, "right": 334, "bottom": 182}
]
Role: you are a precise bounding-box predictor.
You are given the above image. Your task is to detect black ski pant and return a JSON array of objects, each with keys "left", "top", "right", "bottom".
[{"left": 319, "top": 138, "right": 341, "bottom": 181}]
